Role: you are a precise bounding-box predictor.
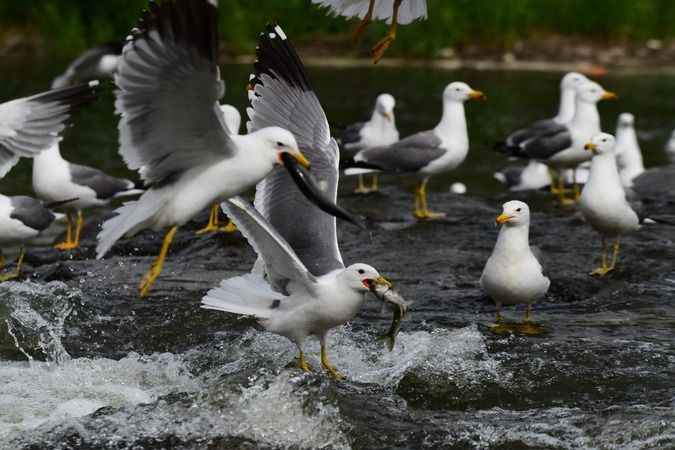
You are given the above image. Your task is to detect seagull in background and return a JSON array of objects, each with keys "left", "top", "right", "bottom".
[
  {"left": 614, "top": 113, "right": 645, "bottom": 188},
  {"left": 312, "top": 0, "right": 427, "bottom": 63},
  {"left": 345, "top": 82, "right": 485, "bottom": 220},
  {"left": 339, "top": 93, "right": 399, "bottom": 193},
  {"left": 97, "top": 0, "right": 355, "bottom": 298}
]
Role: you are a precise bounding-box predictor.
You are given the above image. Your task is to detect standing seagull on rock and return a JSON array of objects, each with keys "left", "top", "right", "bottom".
[
  {"left": 497, "top": 81, "right": 617, "bottom": 204},
  {"left": 340, "top": 93, "right": 399, "bottom": 193},
  {"left": 203, "top": 24, "right": 398, "bottom": 378},
  {"left": 312, "top": 0, "right": 427, "bottom": 63},
  {"left": 346, "top": 82, "right": 485, "bottom": 220},
  {"left": 495, "top": 72, "right": 589, "bottom": 193},
  {"left": 96, "top": 0, "right": 355, "bottom": 297},
  {"left": 481, "top": 201, "right": 549, "bottom": 335}
]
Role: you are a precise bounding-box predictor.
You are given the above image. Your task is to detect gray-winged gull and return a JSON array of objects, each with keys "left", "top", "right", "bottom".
[
  {"left": 0, "top": 195, "right": 73, "bottom": 281},
  {"left": 614, "top": 113, "right": 645, "bottom": 188},
  {"left": 340, "top": 93, "right": 399, "bottom": 193},
  {"left": 345, "top": 81, "right": 485, "bottom": 219},
  {"left": 32, "top": 142, "right": 141, "bottom": 250},
  {"left": 203, "top": 23, "right": 398, "bottom": 378},
  {"left": 494, "top": 160, "right": 552, "bottom": 191},
  {"left": 480, "top": 200, "right": 549, "bottom": 335},
  {"left": 497, "top": 81, "right": 617, "bottom": 203},
  {"left": 0, "top": 81, "right": 99, "bottom": 178},
  {"left": 312, "top": 0, "right": 427, "bottom": 63},
  {"left": 96, "top": 0, "right": 353, "bottom": 298},
  {"left": 580, "top": 133, "right": 674, "bottom": 276}
]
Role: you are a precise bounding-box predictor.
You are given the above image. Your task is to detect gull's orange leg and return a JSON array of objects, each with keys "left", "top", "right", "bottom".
[
  {"left": 372, "top": 0, "right": 402, "bottom": 63},
  {"left": 139, "top": 226, "right": 178, "bottom": 298}
]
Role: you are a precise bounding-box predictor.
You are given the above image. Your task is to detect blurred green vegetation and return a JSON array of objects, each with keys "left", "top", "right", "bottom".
[{"left": 3, "top": 0, "right": 675, "bottom": 58}]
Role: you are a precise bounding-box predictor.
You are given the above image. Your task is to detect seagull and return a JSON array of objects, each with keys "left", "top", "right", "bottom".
[
  {"left": 196, "top": 104, "right": 242, "bottom": 235},
  {"left": 312, "top": 0, "right": 427, "bottom": 63},
  {"left": 614, "top": 113, "right": 645, "bottom": 188},
  {"left": 0, "top": 196, "right": 73, "bottom": 281},
  {"left": 51, "top": 41, "right": 122, "bottom": 88},
  {"left": 96, "top": 0, "right": 354, "bottom": 298},
  {"left": 345, "top": 81, "right": 485, "bottom": 220},
  {"left": 579, "top": 133, "right": 669, "bottom": 276},
  {"left": 0, "top": 81, "right": 99, "bottom": 178},
  {"left": 493, "top": 160, "right": 552, "bottom": 192},
  {"left": 496, "top": 81, "right": 617, "bottom": 204},
  {"left": 480, "top": 200, "right": 549, "bottom": 335},
  {"left": 495, "top": 72, "right": 589, "bottom": 197},
  {"left": 32, "top": 142, "right": 142, "bottom": 250},
  {"left": 339, "top": 93, "right": 399, "bottom": 193},
  {"left": 203, "top": 198, "right": 390, "bottom": 379}
]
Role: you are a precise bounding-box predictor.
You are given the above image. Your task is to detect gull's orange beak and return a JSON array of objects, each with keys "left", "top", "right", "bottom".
[
  {"left": 584, "top": 142, "right": 598, "bottom": 153},
  {"left": 601, "top": 91, "right": 618, "bottom": 101},
  {"left": 469, "top": 90, "right": 487, "bottom": 101},
  {"left": 496, "top": 213, "right": 512, "bottom": 225},
  {"left": 285, "top": 149, "right": 310, "bottom": 169},
  {"left": 363, "top": 276, "right": 393, "bottom": 290}
]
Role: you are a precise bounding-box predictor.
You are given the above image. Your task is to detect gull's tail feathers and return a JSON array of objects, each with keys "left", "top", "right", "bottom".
[
  {"left": 201, "top": 273, "right": 278, "bottom": 320},
  {"left": 96, "top": 189, "right": 165, "bottom": 259}
]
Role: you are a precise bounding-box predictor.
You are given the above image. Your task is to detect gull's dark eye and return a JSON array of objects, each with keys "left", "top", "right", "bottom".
[
  {"left": 276, "top": 141, "right": 284, "bottom": 147},
  {"left": 602, "top": 139, "right": 606, "bottom": 142},
  {"left": 455, "top": 88, "right": 460, "bottom": 91},
  {"left": 516, "top": 208, "right": 522, "bottom": 212},
  {"left": 358, "top": 269, "right": 365, "bottom": 274}
]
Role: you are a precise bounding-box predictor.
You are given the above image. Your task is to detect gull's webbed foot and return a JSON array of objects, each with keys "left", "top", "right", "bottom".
[
  {"left": 372, "top": 33, "right": 396, "bottom": 64},
  {"left": 590, "top": 266, "right": 614, "bottom": 277},
  {"left": 415, "top": 210, "right": 447, "bottom": 220},
  {"left": 54, "top": 241, "right": 79, "bottom": 251},
  {"left": 220, "top": 221, "right": 237, "bottom": 233}
]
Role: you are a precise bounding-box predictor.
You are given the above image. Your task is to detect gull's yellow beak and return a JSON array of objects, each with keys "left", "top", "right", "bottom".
[
  {"left": 469, "top": 90, "right": 487, "bottom": 101},
  {"left": 496, "top": 213, "right": 512, "bottom": 225},
  {"left": 288, "top": 149, "right": 311, "bottom": 169},
  {"left": 373, "top": 276, "right": 393, "bottom": 288},
  {"left": 601, "top": 91, "right": 618, "bottom": 101},
  {"left": 584, "top": 142, "right": 598, "bottom": 153}
]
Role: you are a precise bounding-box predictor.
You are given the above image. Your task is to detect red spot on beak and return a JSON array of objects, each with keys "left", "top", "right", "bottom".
[{"left": 362, "top": 279, "right": 372, "bottom": 289}]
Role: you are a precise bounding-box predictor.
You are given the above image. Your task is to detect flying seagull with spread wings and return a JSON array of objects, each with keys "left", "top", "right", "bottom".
[{"left": 96, "top": 0, "right": 357, "bottom": 297}]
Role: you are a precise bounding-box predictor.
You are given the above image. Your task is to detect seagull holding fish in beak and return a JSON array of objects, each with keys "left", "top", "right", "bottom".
[
  {"left": 96, "top": 0, "right": 358, "bottom": 297},
  {"left": 202, "top": 23, "right": 406, "bottom": 379}
]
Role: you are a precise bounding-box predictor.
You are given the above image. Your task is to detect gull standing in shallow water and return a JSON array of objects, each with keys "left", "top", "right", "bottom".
[
  {"left": 203, "top": 24, "right": 396, "bottom": 379},
  {"left": 480, "top": 201, "right": 549, "bottom": 335},
  {"left": 96, "top": 0, "right": 353, "bottom": 297},
  {"left": 340, "top": 93, "right": 399, "bottom": 193},
  {"left": 495, "top": 72, "right": 589, "bottom": 193},
  {"left": 312, "top": 0, "right": 427, "bottom": 63},
  {"left": 345, "top": 82, "right": 485, "bottom": 220},
  {"left": 497, "top": 79, "right": 616, "bottom": 203}
]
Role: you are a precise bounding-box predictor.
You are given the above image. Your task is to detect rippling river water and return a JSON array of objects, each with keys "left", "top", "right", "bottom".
[{"left": 0, "top": 58, "right": 674, "bottom": 449}]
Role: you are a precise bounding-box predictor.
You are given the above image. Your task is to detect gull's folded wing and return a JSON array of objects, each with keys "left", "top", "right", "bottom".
[{"left": 115, "top": 0, "right": 233, "bottom": 186}]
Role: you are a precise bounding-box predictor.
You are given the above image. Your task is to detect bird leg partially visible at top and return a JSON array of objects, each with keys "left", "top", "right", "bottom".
[
  {"left": 0, "top": 247, "right": 25, "bottom": 282},
  {"left": 321, "top": 341, "right": 345, "bottom": 380},
  {"left": 354, "top": 174, "right": 371, "bottom": 194},
  {"left": 590, "top": 236, "right": 614, "bottom": 276},
  {"left": 371, "top": 0, "right": 402, "bottom": 63},
  {"left": 139, "top": 225, "right": 178, "bottom": 297},
  {"left": 352, "top": 0, "right": 375, "bottom": 42},
  {"left": 54, "top": 211, "right": 83, "bottom": 250},
  {"left": 519, "top": 304, "right": 544, "bottom": 335},
  {"left": 196, "top": 204, "right": 238, "bottom": 235},
  {"left": 414, "top": 179, "right": 446, "bottom": 220},
  {"left": 370, "top": 174, "right": 380, "bottom": 192}
]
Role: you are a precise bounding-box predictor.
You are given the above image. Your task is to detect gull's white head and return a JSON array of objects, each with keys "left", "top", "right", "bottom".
[
  {"left": 443, "top": 82, "right": 486, "bottom": 103},
  {"left": 576, "top": 81, "right": 617, "bottom": 104},
  {"left": 220, "top": 104, "right": 241, "bottom": 135},
  {"left": 617, "top": 112, "right": 634, "bottom": 129},
  {"left": 340, "top": 263, "right": 388, "bottom": 293},
  {"left": 560, "top": 72, "right": 589, "bottom": 90},
  {"left": 375, "top": 93, "right": 396, "bottom": 121},
  {"left": 496, "top": 200, "right": 530, "bottom": 227},
  {"left": 584, "top": 132, "right": 616, "bottom": 156},
  {"left": 253, "top": 126, "right": 310, "bottom": 169}
]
